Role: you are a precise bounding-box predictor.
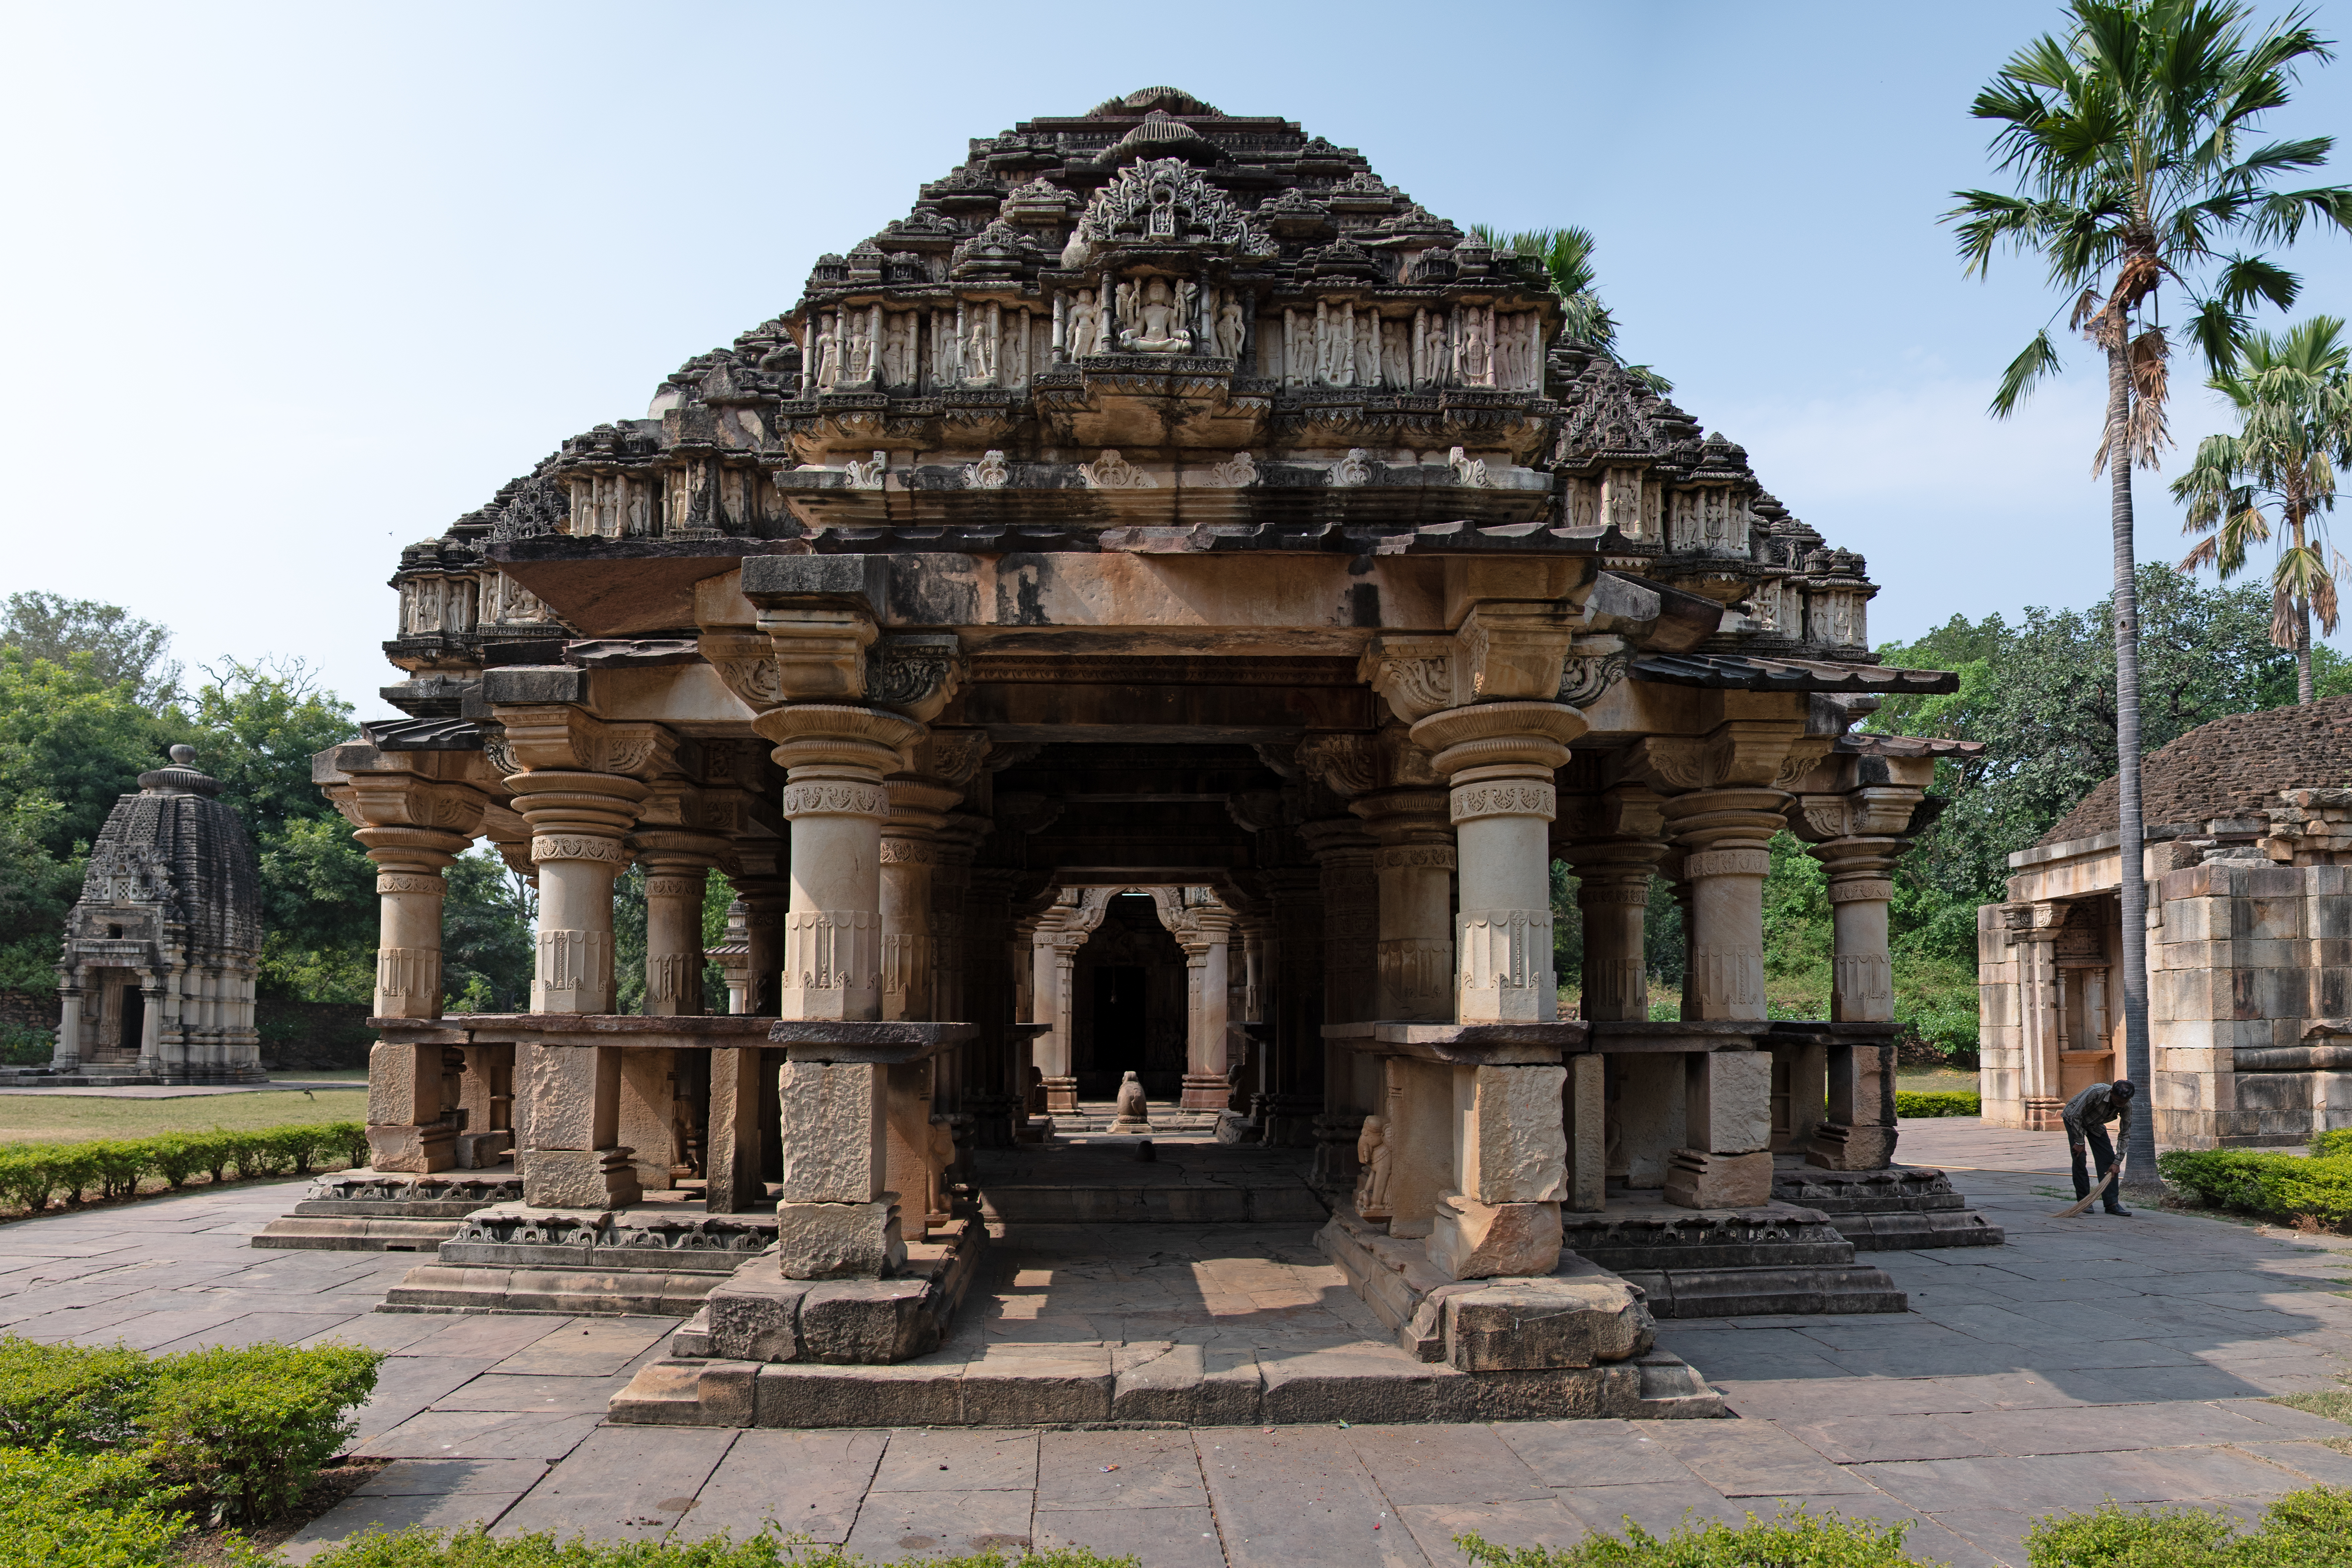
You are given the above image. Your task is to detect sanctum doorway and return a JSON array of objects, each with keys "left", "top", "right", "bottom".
[{"left": 1070, "top": 892, "right": 1188, "bottom": 1100}]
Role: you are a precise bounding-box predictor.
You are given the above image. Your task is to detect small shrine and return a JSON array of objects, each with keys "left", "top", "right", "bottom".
[{"left": 48, "top": 745, "right": 264, "bottom": 1083}]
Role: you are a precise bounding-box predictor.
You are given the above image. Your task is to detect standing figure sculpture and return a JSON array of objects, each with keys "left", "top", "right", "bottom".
[
  {"left": 1214, "top": 292, "right": 1245, "bottom": 360},
  {"left": 1352, "top": 1113, "right": 1392, "bottom": 1218},
  {"left": 1067, "top": 289, "right": 1103, "bottom": 359},
  {"left": 2063, "top": 1078, "right": 2136, "bottom": 1216}
]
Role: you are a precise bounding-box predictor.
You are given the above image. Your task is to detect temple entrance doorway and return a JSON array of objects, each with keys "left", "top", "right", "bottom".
[{"left": 1070, "top": 891, "right": 1187, "bottom": 1101}]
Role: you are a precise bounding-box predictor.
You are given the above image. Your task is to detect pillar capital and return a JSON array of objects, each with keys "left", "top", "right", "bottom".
[
  {"left": 1349, "top": 786, "right": 1450, "bottom": 845},
  {"left": 1408, "top": 701, "right": 1584, "bottom": 778}
]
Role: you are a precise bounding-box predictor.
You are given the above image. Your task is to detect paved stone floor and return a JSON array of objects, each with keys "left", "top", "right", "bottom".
[{"left": 3, "top": 1119, "right": 2351, "bottom": 1565}]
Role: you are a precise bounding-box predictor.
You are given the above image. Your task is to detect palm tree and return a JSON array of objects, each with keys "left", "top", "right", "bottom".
[
  {"left": 1473, "top": 224, "right": 1672, "bottom": 393},
  {"left": 1947, "top": 0, "right": 2352, "bottom": 1181},
  {"left": 2173, "top": 316, "right": 2352, "bottom": 702}
]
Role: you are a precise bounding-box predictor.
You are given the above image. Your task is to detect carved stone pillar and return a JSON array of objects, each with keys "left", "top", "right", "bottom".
[
  {"left": 752, "top": 705, "right": 919, "bottom": 1023},
  {"left": 2009, "top": 901, "right": 2067, "bottom": 1130},
  {"left": 1791, "top": 771, "right": 1929, "bottom": 1167},
  {"left": 1298, "top": 818, "right": 1379, "bottom": 1138},
  {"left": 1557, "top": 785, "right": 1668, "bottom": 1022},
  {"left": 1022, "top": 889, "right": 1099, "bottom": 1114},
  {"left": 634, "top": 833, "right": 723, "bottom": 1017},
  {"left": 1410, "top": 701, "right": 1578, "bottom": 1024},
  {"left": 1171, "top": 892, "right": 1236, "bottom": 1110},
  {"left": 52, "top": 974, "right": 83, "bottom": 1071},
  {"left": 927, "top": 815, "right": 984, "bottom": 1115},
  {"left": 1661, "top": 789, "right": 1781, "bottom": 1022},
  {"left": 1351, "top": 790, "right": 1453, "bottom": 1023},
  {"left": 731, "top": 853, "right": 789, "bottom": 1017}
]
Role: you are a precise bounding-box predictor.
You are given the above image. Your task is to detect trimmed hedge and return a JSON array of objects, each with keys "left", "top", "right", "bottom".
[
  {"left": 2160, "top": 1137, "right": 2352, "bottom": 1229},
  {"left": 0, "top": 1333, "right": 383, "bottom": 1529},
  {"left": 0, "top": 1446, "right": 191, "bottom": 1567},
  {"left": 1894, "top": 1090, "right": 1980, "bottom": 1118},
  {"left": 0, "top": 1121, "right": 367, "bottom": 1216},
  {"left": 1453, "top": 1492, "right": 2352, "bottom": 1568}
]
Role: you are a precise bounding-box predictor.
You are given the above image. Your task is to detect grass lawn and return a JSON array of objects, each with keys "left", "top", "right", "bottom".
[
  {"left": 0, "top": 1086, "right": 368, "bottom": 1145},
  {"left": 1898, "top": 1065, "right": 1979, "bottom": 1094}
]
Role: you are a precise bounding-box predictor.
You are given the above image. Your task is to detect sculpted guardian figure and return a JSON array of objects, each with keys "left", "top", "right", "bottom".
[{"left": 1353, "top": 1113, "right": 1393, "bottom": 1217}]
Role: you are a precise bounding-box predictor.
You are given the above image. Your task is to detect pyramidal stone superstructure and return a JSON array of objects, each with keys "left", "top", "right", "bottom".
[
  {"left": 293, "top": 89, "right": 2000, "bottom": 1426},
  {"left": 44, "top": 746, "right": 263, "bottom": 1084}
]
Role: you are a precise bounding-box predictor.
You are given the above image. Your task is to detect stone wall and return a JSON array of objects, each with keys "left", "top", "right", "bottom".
[
  {"left": 255, "top": 1000, "right": 374, "bottom": 1071},
  {"left": 0, "top": 989, "right": 61, "bottom": 1032},
  {"left": 2043, "top": 695, "right": 2352, "bottom": 846},
  {"left": 2148, "top": 858, "right": 2352, "bottom": 1147}
]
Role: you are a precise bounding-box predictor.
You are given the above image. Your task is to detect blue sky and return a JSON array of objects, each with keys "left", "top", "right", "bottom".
[{"left": 9, "top": 0, "right": 2352, "bottom": 713}]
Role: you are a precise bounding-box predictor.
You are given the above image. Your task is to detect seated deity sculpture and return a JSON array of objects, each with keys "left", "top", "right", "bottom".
[{"left": 1117, "top": 276, "right": 1194, "bottom": 353}]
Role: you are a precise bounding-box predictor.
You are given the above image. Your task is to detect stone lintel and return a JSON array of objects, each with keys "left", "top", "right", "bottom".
[
  {"left": 1359, "top": 1020, "right": 1584, "bottom": 1064},
  {"left": 771, "top": 1019, "right": 980, "bottom": 1064},
  {"left": 373, "top": 1014, "right": 777, "bottom": 1050}
]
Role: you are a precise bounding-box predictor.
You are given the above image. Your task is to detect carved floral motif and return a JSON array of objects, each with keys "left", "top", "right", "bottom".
[{"left": 1079, "top": 450, "right": 1154, "bottom": 490}]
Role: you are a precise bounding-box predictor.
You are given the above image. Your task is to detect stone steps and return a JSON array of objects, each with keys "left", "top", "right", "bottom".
[
  {"left": 252, "top": 1217, "right": 460, "bottom": 1252},
  {"left": 610, "top": 1339, "right": 1722, "bottom": 1429},
  {"left": 1559, "top": 1198, "right": 1908, "bottom": 1317},
  {"left": 380, "top": 1264, "right": 739, "bottom": 1316},
  {"left": 1769, "top": 1164, "right": 2006, "bottom": 1250}
]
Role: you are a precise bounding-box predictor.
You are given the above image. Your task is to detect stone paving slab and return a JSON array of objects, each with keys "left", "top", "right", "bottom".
[{"left": 13, "top": 1124, "right": 2352, "bottom": 1564}]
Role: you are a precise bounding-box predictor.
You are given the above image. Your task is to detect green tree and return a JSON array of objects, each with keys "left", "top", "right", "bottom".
[
  {"left": 0, "top": 794, "right": 81, "bottom": 993},
  {"left": 1471, "top": 224, "right": 1671, "bottom": 393},
  {"left": 1874, "top": 564, "right": 2295, "bottom": 908},
  {"left": 179, "top": 658, "right": 377, "bottom": 999},
  {"left": 0, "top": 593, "right": 180, "bottom": 708},
  {"left": 1949, "top": 0, "right": 2352, "bottom": 1166},
  {"left": 0, "top": 647, "right": 167, "bottom": 856},
  {"left": 2172, "top": 315, "right": 2352, "bottom": 701},
  {"left": 443, "top": 848, "right": 536, "bottom": 1013}
]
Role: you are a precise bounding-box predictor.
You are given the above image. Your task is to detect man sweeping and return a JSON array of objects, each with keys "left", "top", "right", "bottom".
[{"left": 2063, "top": 1079, "right": 2136, "bottom": 1216}]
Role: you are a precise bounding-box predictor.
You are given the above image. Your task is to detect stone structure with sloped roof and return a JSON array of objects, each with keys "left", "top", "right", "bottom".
[
  {"left": 1983, "top": 698, "right": 2352, "bottom": 1142},
  {"left": 286, "top": 87, "right": 2002, "bottom": 1425}
]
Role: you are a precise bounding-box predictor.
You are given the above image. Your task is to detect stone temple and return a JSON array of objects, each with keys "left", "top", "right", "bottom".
[
  {"left": 1981, "top": 695, "right": 2352, "bottom": 1144},
  {"left": 274, "top": 88, "right": 2000, "bottom": 1424},
  {"left": 43, "top": 746, "right": 264, "bottom": 1084}
]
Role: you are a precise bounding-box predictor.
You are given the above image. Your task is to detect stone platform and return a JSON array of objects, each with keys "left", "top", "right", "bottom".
[
  {"left": 613, "top": 1215, "right": 1721, "bottom": 1429},
  {"left": 378, "top": 1194, "right": 780, "bottom": 1316},
  {"left": 252, "top": 1169, "right": 526, "bottom": 1252},
  {"left": 1560, "top": 1198, "right": 1908, "bottom": 1318},
  {"left": 1770, "top": 1162, "right": 2006, "bottom": 1250}
]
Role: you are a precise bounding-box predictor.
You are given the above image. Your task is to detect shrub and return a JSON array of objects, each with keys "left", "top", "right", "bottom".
[
  {"left": 226, "top": 1133, "right": 291, "bottom": 1180},
  {"left": 198, "top": 1132, "right": 234, "bottom": 1185},
  {"left": 2159, "top": 1149, "right": 2276, "bottom": 1212},
  {"left": 269, "top": 1124, "right": 332, "bottom": 1175},
  {"left": 1460, "top": 1505, "right": 1918, "bottom": 1567},
  {"left": 325, "top": 1119, "right": 370, "bottom": 1168},
  {"left": 2310, "top": 1128, "right": 2352, "bottom": 1159},
  {"left": 0, "top": 1148, "right": 58, "bottom": 1213},
  {"left": 138, "top": 1340, "right": 384, "bottom": 1526},
  {"left": 85, "top": 1141, "right": 148, "bottom": 1202},
  {"left": 0, "top": 1447, "right": 189, "bottom": 1568},
  {"left": 0, "top": 1336, "right": 155, "bottom": 1450},
  {"left": 144, "top": 1136, "right": 207, "bottom": 1191},
  {"left": 46, "top": 1145, "right": 103, "bottom": 1205},
  {"left": 2161, "top": 1148, "right": 2352, "bottom": 1229},
  {"left": 2023, "top": 1487, "right": 2352, "bottom": 1566},
  {"left": 0, "top": 1334, "right": 384, "bottom": 1529},
  {"left": 1894, "top": 1090, "right": 1980, "bottom": 1118}
]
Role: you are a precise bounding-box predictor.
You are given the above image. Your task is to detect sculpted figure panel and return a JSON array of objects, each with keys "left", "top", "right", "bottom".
[
  {"left": 1066, "top": 289, "right": 1104, "bottom": 359},
  {"left": 1214, "top": 291, "right": 1245, "bottom": 359}
]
